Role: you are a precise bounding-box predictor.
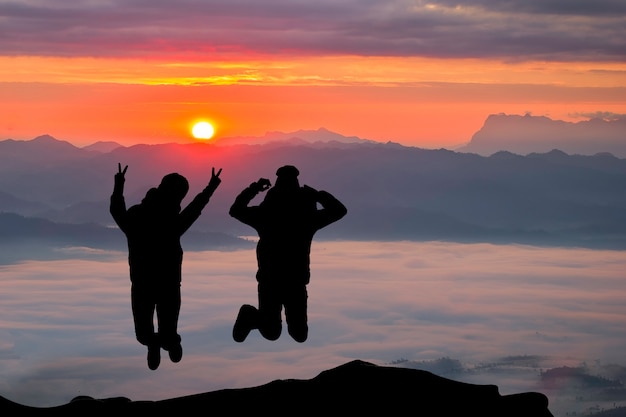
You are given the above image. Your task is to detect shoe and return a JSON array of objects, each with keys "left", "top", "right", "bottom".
[
  {"left": 147, "top": 344, "right": 161, "bottom": 370},
  {"left": 233, "top": 304, "right": 256, "bottom": 343},
  {"left": 168, "top": 343, "right": 183, "bottom": 363}
]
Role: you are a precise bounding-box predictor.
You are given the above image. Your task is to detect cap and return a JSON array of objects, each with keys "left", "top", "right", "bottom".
[{"left": 275, "top": 165, "right": 299, "bottom": 178}]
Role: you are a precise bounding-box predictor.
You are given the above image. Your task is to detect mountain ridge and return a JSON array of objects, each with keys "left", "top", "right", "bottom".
[
  {"left": 0, "top": 360, "right": 553, "bottom": 416},
  {"left": 459, "top": 113, "right": 626, "bottom": 157},
  {"left": 1, "top": 132, "right": 625, "bottom": 253},
  {"left": 210, "top": 127, "right": 377, "bottom": 146},
  {"left": 7, "top": 113, "right": 623, "bottom": 156}
]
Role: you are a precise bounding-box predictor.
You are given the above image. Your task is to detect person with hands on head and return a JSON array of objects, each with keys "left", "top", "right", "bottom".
[
  {"left": 229, "top": 165, "right": 347, "bottom": 343},
  {"left": 110, "top": 164, "right": 222, "bottom": 370}
]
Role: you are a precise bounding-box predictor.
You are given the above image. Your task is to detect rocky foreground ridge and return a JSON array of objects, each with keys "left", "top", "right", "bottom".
[{"left": 1, "top": 360, "right": 552, "bottom": 416}]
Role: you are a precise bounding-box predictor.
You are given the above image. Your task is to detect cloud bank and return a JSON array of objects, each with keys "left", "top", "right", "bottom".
[
  {"left": 1, "top": 0, "right": 625, "bottom": 61},
  {"left": 1, "top": 240, "right": 625, "bottom": 413}
]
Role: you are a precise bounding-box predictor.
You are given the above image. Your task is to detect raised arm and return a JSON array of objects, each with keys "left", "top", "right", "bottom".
[
  {"left": 228, "top": 178, "right": 271, "bottom": 226},
  {"left": 193, "top": 167, "right": 223, "bottom": 204},
  {"left": 307, "top": 186, "right": 347, "bottom": 230},
  {"left": 179, "top": 167, "right": 223, "bottom": 234},
  {"left": 110, "top": 163, "right": 129, "bottom": 231}
]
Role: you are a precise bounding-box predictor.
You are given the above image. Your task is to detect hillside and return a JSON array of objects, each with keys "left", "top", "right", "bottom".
[{"left": 0, "top": 360, "right": 553, "bottom": 416}]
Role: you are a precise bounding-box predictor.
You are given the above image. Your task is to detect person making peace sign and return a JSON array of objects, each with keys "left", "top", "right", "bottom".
[{"left": 110, "top": 164, "right": 222, "bottom": 370}]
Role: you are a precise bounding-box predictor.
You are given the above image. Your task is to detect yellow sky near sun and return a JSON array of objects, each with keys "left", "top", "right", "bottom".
[{"left": 2, "top": 55, "right": 625, "bottom": 87}]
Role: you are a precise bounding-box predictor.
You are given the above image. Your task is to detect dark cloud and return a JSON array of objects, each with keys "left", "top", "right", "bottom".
[
  {"left": 432, "top": 0, "right": 626, "bottom": 16},
  {"left": 0, "top": 1, "right": 624, "bottom": 61},
  {"left": 571, "top": 111, "right": 626, "bottom": 121}
]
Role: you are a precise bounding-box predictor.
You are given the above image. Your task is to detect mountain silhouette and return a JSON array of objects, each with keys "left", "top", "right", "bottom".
[
  {"left": 2, "top": 134, "right": 625, "bottom": 250},
  {"left": 0, "top": 135, "right": 98, "bottom": 174},
  {"left": 0, "top": 190, "right": 49, "bottom": 215},
  {"left": 82, "top": 141, "right": 125, "bottom": 153},
  {"left": 459, "top": 114, "right": 626, "bottom": 157},
  {"left": 0, "top": 360, "right": 553, "bottom": 416},
  {"left": 210, "top": 127, "right": 376, "bottom": 146}
]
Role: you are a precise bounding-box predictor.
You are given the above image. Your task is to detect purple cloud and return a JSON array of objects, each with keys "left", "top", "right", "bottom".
[{"left": 0, "top": 0, "right": 624, "bottom": 61}]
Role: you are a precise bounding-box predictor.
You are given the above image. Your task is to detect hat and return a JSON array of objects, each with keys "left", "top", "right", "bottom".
[{"left": 275, "top": 165, "right": 299, "bottom": 178}]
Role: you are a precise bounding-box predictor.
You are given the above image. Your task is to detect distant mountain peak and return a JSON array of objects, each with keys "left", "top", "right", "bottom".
[
  {"left": 32, "top": 134, "right": 58, "bottom": 142},
  {"left": 0, "top": 134, "right": 92, "bottom": 170},
  {"left": 29, "top": 134, "right": 79, "bottom": 150},
  {"left": 458, "top": 113, "right": 626, "bottom": 157},
  {"left": 212, "top": 128, "right": 376, "bottom": 146},
  {"left": 83, "top": 141, "right": 125, "bottom": 153}
]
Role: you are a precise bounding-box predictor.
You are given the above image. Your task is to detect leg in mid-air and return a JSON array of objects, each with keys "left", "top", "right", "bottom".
[
  {"left": 233, "top": 304, "right": 259, "bottom": 342},
  {"left": 233, "top": 282, "right": 282, "bottom": 342},
  {"left": 257, "top": 283, "right": 283, "bottom": 341},
  {"left": 284, "top": 284, "right": 308, "bottom": 343},
  {"left": 156, "top": 283, "right": 182, "bottom": 363},
  {"left": 131, "top": 284, "right": 160, "bottom": 370}
]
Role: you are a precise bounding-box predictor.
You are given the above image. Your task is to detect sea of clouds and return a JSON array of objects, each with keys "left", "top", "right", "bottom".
[{"left": 1, "top": 240, "right": 625, "bottom": 416}]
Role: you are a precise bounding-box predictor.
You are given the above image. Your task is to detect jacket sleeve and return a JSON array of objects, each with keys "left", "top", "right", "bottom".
[
  {"left": 229, "top": 183, "right": 262, "bottom": 228},
  {"left": 314, "top": 190, "right": 347, "bottom": 231},
  {"left": 178, "top": 184, "right": 218, "bottom": 235},
  {"left": 109, "top": 185, "right": 129, "bottom": 234}
]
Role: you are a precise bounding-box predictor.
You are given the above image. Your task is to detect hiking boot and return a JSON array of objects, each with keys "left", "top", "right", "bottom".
[
  {"left": 168, "top": 343, "right": 183, "bottom": 363},
  {"left": 147, "top": 344, "right": 161, "bottom": 370},
  {"left": 233, "top": 304, "right": 257, "bottom": 343}
]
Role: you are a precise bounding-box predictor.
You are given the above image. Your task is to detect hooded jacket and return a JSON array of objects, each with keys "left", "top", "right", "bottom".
[
  {"left": 229, "top": 172, "right": 347, "bottom": 285},
  {"left": 110, "top": 175, "right": 215, "bottom": 284}
]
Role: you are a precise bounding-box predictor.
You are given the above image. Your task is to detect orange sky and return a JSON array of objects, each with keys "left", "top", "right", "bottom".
[{"left": 1, "top": 2, "right": 625, "bottom": 148}]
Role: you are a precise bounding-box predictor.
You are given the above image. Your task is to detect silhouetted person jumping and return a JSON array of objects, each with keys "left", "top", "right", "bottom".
[
  {"left": 230, "top": 165, "right": 347, "bottom": 343},
  {"left": 110, "top": 163, "right": 222, "bottom": 370}
]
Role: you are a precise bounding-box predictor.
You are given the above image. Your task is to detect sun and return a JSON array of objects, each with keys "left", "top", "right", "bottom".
[{"left": 191, "top": 121, "right": 215, "bottom": 140}]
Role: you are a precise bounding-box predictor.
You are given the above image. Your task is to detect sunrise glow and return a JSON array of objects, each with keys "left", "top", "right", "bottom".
[
  {"left": 3, "top": 3, "right": 626, "bottom": 414},
  {"left": 1, "top": 2, "right": 624, "bottom": 148}
]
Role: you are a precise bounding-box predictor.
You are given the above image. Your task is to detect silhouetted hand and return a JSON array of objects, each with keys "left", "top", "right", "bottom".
[
  {"left": 114, "top": 163, "right": 128, "bottom": 192},
  {"left": 206, "top": 167, "right": 222, "bottom": 192},
  {"left": 255, "top": 178, "right": 271, "bottom": 192}
]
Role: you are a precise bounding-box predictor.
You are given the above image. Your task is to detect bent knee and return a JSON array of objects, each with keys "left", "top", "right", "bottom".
[{"left": 260, "top": 325, "right": 282, "bottom": 341}]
